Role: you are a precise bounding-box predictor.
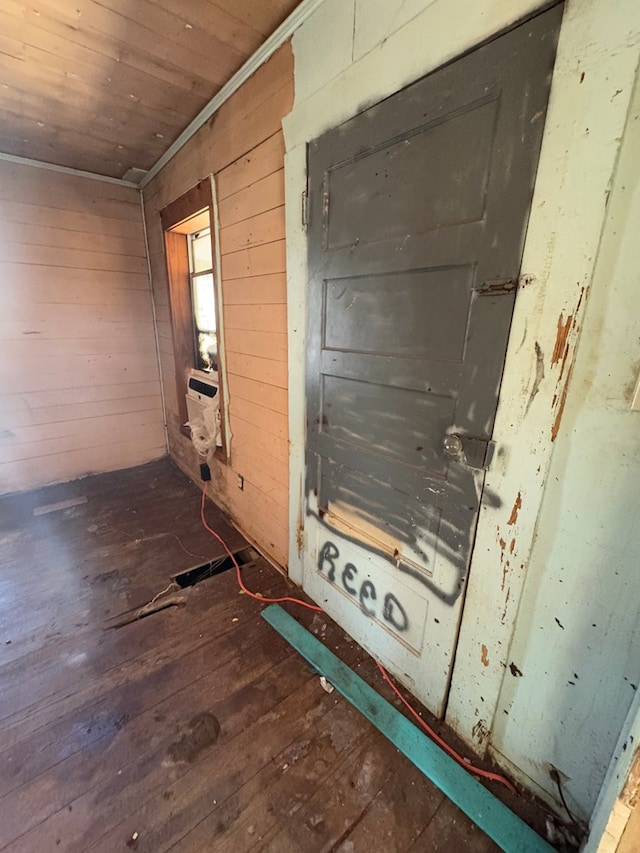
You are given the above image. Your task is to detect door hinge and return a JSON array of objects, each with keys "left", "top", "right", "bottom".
[
  {"left": 301, "top": 190, "right": 309, "bottom": 231},
  {"left": 475, "top": 278, "right": 518, "bottom": 296}
]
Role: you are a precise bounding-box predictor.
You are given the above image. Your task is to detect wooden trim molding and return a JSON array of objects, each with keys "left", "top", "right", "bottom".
[
  {"left": 0, "top": 151, "right": 139, "bottom": 188},
  {"left": 160, "top": 179, "right": 211, "bottom": 231}
]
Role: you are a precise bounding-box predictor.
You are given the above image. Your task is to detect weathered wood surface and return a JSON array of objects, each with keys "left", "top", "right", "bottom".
[{"left": 0, "top": 460, "right": 502, "bottom": 851}]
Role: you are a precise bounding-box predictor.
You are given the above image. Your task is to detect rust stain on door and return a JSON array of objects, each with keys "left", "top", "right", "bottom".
[
  {"left": 551, "top": 312, "right": 573, "bottom": 368},
  {"left": 501, "top": 560, "right": 510, "bottom": 592},
  {"left": 551, "top": 364, "right": 573, "bottom": 441},
  {"left": 481, "top": 644, "right": 490, "bottom": 667},
  {"left": 507, "top": 492, "right": 522, "bottom": 525},
  {"left": 549, "top": 288, "right": 587, "bottom": 441}
]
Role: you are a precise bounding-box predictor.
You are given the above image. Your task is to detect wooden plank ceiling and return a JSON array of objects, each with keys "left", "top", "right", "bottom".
[{"left": 0, "top": 0, "right": 301, "bottom": 179}]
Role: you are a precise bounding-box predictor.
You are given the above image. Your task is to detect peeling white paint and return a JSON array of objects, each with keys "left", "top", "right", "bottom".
[{"left": 489, "top": 55, "right": 640, "bottom": 820}]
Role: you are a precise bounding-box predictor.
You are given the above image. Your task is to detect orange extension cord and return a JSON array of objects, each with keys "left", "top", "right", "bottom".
[{"left": 201, "top": 488, "right": 516, "bottom": 795}]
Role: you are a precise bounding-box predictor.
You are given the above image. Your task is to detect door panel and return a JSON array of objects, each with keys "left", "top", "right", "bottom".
[
  {"left": 325, "top": 98, "right": 498, "bottom": 248},
  {"left": 302, "top": 6, "right": 562, "bottom": 716},
  {"left": 322, "top": 267, "right": 474, "bottom": 360}
]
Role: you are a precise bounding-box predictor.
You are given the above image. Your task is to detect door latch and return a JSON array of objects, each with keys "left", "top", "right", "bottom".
[{"left": 443, "top": 433, "right": 495, "bottom": 470}]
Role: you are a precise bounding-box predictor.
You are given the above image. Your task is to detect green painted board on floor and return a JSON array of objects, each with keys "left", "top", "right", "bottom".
[{"left": 261, "top": 604, "right": 553, "bottom": 853}]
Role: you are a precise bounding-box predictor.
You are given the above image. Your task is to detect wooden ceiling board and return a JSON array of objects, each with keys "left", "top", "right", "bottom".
[
  {"left": 34, "top": 0, "right": 245, "bottom": 87},
  {"left": 0, "top": 0, "right": 301, "bottom": 179},
  {"left": 208, "top": 0, "right": 299, "bottom": 37}
]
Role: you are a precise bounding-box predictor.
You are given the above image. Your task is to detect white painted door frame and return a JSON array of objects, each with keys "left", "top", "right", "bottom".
[{"left": 285, "top": 0, "right": 639, "bottom": 804}]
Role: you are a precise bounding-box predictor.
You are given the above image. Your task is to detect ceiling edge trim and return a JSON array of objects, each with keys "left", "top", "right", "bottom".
[
  {"left": 139, "top": 0, "right": 326, "bottom": 190},
  {"left": 0, "top": 151, "right": 139, "bottom": 189}
]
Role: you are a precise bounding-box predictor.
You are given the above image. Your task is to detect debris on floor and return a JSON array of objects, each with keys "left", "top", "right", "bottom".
[{"left": 103, "top": 587, "right": 186, "bottom": 629}]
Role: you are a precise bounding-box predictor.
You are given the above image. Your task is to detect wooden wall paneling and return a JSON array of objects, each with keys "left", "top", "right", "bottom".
[
  {"left": 224, "top": 304, "right": 287, "bottom": 333},
  {"left": 0, "top": 160, "right": 165, "bottom": 495},
  {"left": 0, "top": 223, "right": 146, "bottom": 258},
  {"left": 142, "top": 43, "right": 294, "bottom": 569},
  {"left": 0, "top": 200, "right": 145, "bottom": 238},
  {"left": 4, "top": 394, "right": 162, "bottom": 431},
  {"left": 0, "top": 267, "right": 151, "bottom": 303},
  {"left": 0, "top": 412, "right": 165, "bottom": 464},
  {"left": 0, "top": 356, "right": 161, "bottom": 395},
  {"left": 218, "top": 169, "right": 285, "bottom": 225},
  {"left": 201, "top": 84, "right": 294, "bottom": 183},
  {"left": 4, "top": 333, "right": 157, "bottom": 364},
  {"left": 221, "top": 240, "right": 287, "bottom": 281},
  {"left": 0, "top": 244, "right": 148, "bottom": 273},
  {"left": 0, "top": 381, "right": 162, "bottom": 412},
  {"left": 232, "top": 443, "right": 289, "bottom": 495},
  {"left": 219, "top": 206, "right": 286, "bottom": 255},
  {"left": 224, "top": 330, "right": 287, "bottom": 362},
  {"left": 216, "top": 133, "right": 286, "bottom": 201},
  {"left": 0, "top": 167, "right": 143, "bottom": 220},
  {"left": 0, "top": 302, "right": 158, "bottom": 333},
  {"left": 224, "top": 351, "right": 288, "bottom": 389},
  {"left": 230, "top": 415, "right": 289, "bottom": 467},
  {"left": 227, "top": 398, "right": 288, "bottom": 442},
  {"left": 0, "top": 440, "right": 167, "bottom": 497},
  {"left": 145, "top": 231, "right": 167, "bottom": 261},
  {"left": 207, "top": 460, "right": 290, "bottom": 565},
  {"left": 222, "top": 272, "right": 287, "bottom": 306},
  {"left": 226, "top": 375, "right": 288, "bottom": 415}
]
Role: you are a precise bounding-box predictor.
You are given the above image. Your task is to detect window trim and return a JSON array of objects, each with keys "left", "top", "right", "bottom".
[{"left": 160, "top": 177, "right": 229, "bottom": 461}]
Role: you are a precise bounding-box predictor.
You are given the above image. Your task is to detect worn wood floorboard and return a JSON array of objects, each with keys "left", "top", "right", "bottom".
[{"left": 0, "top": 459, "right": 507, "bottom": 852}]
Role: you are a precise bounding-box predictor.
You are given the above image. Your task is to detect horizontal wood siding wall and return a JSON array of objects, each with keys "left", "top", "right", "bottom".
[
  {"left": 142, "top": 44, "right": 293, "bottom": 568},
  {"left": 0, "top": 161, "right": 166, "bottom": 495}
]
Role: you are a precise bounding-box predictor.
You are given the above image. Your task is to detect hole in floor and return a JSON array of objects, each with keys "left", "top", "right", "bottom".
[{"left": 172, "top": 547, "right": 256, "bottom": 588}]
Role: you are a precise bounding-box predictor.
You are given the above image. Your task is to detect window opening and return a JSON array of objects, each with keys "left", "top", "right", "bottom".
[
  {"left": 188, "top": 228, "right": 218, "bottom": 372},
  {"left": 160, "top": 177, "right": 229, "bottom": 459}
]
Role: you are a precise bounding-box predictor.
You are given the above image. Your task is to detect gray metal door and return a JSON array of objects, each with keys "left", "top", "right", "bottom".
[{"left": 301, "top": 6, "right": 561, "bottom": 716}]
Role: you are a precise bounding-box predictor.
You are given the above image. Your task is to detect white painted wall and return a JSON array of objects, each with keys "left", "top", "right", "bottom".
[
  {"left": 490, "top": 64, "right": 640, "bottom": 819},
  {"left": 284, "top": 0, "right": 640, "bottom": 829},
  {"left": 0, "top": 161, "right": 166, "bottom": 494}
]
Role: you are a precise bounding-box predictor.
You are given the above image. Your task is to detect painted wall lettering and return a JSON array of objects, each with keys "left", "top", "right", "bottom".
[
  {"left": 342, "top": 563, "right": 357, "bottom": 594},
  {"left": 318, "top": 540, "right": 338, "bottom": 581},
  {"left": 383, "top": 593, "right": 409, "bottom": 632},
  {"left": 359, "top": 579, "right": 376, "bottom": 617},
  {"left": 318, "top": 540, "right": 410, "bottom": 634}
]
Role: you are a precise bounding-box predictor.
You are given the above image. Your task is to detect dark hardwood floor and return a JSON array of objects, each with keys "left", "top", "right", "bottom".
[{"left": 0, "top": 460, "right": 506, "bottom": 852}]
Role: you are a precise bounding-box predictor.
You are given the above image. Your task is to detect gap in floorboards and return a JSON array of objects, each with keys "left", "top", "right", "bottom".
[{"left": 172, "top": 547, "right": 257, "bottom": 589}]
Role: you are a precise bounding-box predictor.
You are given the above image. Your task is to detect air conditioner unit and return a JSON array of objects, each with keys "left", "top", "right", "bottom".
[{"left": 185, "top": 369, "right": 221, "bottom": 453}]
